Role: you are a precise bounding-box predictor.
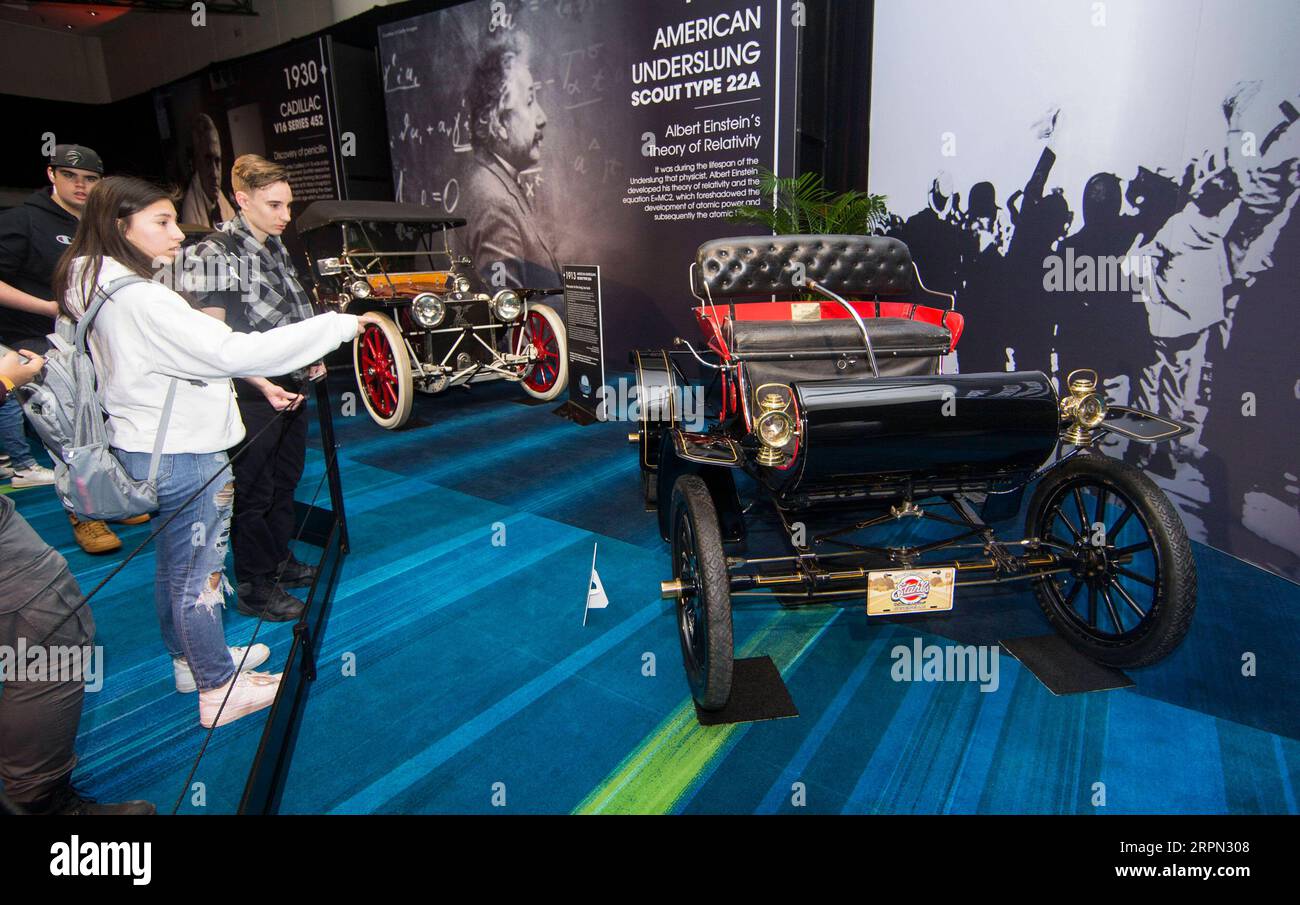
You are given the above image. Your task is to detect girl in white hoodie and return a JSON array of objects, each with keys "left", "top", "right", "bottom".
[{"left": 53, "top": 176, "right": 379, "bottom": 729}]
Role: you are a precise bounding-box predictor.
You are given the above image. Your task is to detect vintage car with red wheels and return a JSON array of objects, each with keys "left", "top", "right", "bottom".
[
  {"left": 636, "top": 234, "right": 1198, "bottom": 713},
  {"left": 298, "top": 200, "right": 568, "bottom": 429}
]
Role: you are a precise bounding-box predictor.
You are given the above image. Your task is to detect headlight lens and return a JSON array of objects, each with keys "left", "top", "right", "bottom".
[
  {"left": 412, "top": 292, "right": 446, "bottom": 328},
  {"left": 491, "top": 289, "right": 524, "bottom": 322},
  {"left": 350, "top": 279, "right": 372, "bottom": 299},
  {"left": 756, "top": 411, "right": 794, "bottom": 448},
  {"left": 455, "top": 275, "right": 472, "bottom": 295},
  {"left": 1077, "top": 393, "right": 1107, "bottom": 428}
]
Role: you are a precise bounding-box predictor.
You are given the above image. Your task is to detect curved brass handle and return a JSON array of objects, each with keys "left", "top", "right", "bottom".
[{"left": 1066, "top": 368, "right": 1099, "bottom": 394}]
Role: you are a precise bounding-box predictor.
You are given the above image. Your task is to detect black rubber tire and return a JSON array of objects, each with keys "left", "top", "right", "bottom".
[
  {"left": 669, "top": 475, "right": 734, "bottom": 710},
  {"left": 1026, "top": 453, "right": 1197, "bottom": 668}
]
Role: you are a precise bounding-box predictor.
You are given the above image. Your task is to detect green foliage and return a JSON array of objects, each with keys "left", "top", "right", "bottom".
[{"left": 727, "top": 169, "right": 889, "bottom": 235}]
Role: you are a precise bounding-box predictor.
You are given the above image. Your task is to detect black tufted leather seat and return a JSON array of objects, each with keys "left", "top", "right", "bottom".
[
  {"left": 694, "top": 234, "right": 914, "bottom": 298},
  {"left": 735, "top": 318, "right": 950, "bottom": 387},
  {"left": 727, "top": 317, "right": 950, "bottom": 356}
]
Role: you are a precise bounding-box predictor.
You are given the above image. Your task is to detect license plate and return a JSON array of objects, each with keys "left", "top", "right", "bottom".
[{"left": 867, "top": 568, "right": 956, "bottom": 616}]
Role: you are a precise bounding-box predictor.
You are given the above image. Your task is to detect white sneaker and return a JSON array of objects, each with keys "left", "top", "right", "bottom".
[
  {"left": 174, "top": 644, "right": 271, "bottom": 693},
  {"left": 198, "top": 670, "right": 282, "bottom": 729},
  {"left": 0, "top": 464, "right": 11, "bottom": 481},
  {"left": 10, "top": 463, "right": 55, "bottom": 487}
]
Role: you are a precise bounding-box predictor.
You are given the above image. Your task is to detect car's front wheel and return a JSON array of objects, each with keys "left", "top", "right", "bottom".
[
  {"left": 512, "top": 304, "right": 568, "bottom": 401},
  {"left": 1026, "top": 453, "right": 1196, "bottom": 668},
  {"left": 670, "top": 475, "right": 734, "bottom": 711},
  {"left": 353, "top": 312, "right": 414, "bottom": 429}
]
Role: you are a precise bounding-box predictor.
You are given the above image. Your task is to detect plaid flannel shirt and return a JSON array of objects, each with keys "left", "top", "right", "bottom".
[{"left": 187, "top": 212, "right": 317, "bottom": 383}]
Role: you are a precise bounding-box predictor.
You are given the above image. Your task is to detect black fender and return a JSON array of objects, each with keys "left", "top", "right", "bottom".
[
  {"left": 1099, "top": 405, "right": 1192, "bottom": 444},
  {"left": 630, "top": 349, "right": 686, "bottom": 473},
  {"left": 657, "top": 429, "right": 745, "bottom": 544}
]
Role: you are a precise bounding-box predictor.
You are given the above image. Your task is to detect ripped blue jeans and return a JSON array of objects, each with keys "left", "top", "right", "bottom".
[{"left": 117, "top": 449, "right": 236, "bottom": 691}]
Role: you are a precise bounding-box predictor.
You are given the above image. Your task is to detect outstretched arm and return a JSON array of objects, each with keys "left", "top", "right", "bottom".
[{"left": 131, "top": 288, "right": 360, "bottom": 381}]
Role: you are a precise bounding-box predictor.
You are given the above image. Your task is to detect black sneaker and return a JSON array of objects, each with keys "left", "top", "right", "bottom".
[
  {"left": 236, "top": 579, "right": 305, "bottom": 622},
  {"left": 31, "top": 781, "right": 156, "bottom": 816},
  {"left": 277, "top": 555, "right": 318, "bottom": 589}
]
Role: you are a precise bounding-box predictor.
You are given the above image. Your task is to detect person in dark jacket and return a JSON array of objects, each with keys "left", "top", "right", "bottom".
[
  {"left": 0, "top": 144, "right": 138, "bottom": 554},
  {"left": 0, "top": 349, "right": 155, "bottom": 815}
]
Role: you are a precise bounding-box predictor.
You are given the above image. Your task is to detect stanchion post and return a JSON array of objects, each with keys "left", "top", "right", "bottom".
[{"left": 238, "top": 375, "right": 349, "bottom": 814}]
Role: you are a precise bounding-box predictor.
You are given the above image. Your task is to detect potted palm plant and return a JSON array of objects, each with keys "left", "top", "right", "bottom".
[{"left": 727, "top": 169, "right": 890, "bottom": 234}]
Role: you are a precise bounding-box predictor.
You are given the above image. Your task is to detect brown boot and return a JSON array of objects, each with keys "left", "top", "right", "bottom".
[
  {"left": 115, "top": 513, "right": 152, "bottom": 526},
  {"left": 68, "top": 513, "right": 123, "bottom": 554}
]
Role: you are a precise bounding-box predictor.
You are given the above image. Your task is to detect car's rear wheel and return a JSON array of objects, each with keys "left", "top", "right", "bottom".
[
  {"left": 670, "top": 475, "right": 734, "bottom": 711},
  {"left": 1026, "top": 454, "right": 1196, "bottom": 668},
  {"left": 353, "top": 312, "right": 414, "bottom": 429},
  {"left": 512, "top": 304, "right": 568, "bottom": 401}
]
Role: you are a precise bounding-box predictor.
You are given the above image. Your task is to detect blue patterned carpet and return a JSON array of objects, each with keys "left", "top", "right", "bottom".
[{"left": 5, "top": 373, "right": 1297, "bottom": 814}]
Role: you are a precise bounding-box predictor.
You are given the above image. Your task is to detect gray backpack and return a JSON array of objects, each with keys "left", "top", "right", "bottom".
[{"left": 18, "top": 274, "right": 176, "bottom": 521}]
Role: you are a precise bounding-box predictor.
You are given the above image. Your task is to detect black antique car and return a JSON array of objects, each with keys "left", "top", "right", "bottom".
[
  {"left": 634, "top": 234, "right": 1197, "bottom": 711},
  {"left": 298, "top": 200, "right": 567, "bottom": 429}
]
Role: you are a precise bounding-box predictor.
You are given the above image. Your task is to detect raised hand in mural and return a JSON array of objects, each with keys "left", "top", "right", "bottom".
[
  {"left": 1222, "top": 80, "right": 1263, "bottom": 129},
  {"left": 1031, "top": 105, "right": 1061, "bottom": 141}
]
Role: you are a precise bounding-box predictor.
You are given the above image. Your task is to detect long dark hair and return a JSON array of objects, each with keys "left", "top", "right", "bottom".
[{"left": 53, "top": 176, "right": 178, "bottom": 319}]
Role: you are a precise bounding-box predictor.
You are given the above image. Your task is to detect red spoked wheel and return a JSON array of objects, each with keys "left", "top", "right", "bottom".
[
  {"left": 352, "top": 311, "right": 413, "bottom": 429},
  {"left": 511, "top": 303, "right": 568, "bottom": 401}
]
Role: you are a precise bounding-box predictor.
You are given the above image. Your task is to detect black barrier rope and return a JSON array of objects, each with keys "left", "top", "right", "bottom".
[
  {"left": 35, "top": 398, "right": 300, "bottom": 648},
  {"left": 169, "top": 419, "right": 340, "bottom": 816},
  {"left": 26, "top": 384, "right": 334, "bottom": 815}
]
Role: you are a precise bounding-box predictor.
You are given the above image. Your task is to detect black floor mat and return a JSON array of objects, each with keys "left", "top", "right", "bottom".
[
  {"left": 553, "top": 400, "right": 599, "bottom": 424},
  {"left": 694, "top": 656, "right": 800, "bottom": 725},
  {"left": 1000, "top": 634, "right": 1134, "bottom": 695}
]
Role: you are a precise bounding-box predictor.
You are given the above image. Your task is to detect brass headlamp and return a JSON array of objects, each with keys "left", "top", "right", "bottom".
[
  {"left": 754, "top": 384, "right": 795, "bottom": 466},
  {"left": 1060, "top": 368, "right": 1108, "bottom": 446}
]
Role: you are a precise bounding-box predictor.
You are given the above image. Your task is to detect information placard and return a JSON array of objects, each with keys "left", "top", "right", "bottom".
[{"left": 561, "top": 265, "right": 606, "bottom": 420}]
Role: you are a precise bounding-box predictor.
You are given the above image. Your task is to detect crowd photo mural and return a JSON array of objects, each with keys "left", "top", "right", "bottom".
[
  {"left": 378, "top": 0, "right": 798, "bottom": 356},
  {"left": 870, "top": 0, "right": 1300, "bottom": 581}
]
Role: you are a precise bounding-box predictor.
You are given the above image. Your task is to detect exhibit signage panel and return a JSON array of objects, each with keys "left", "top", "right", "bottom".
[
  {"left": 153, "top": 36, "right": 345, "bottom": 230},
  {"left": 378, "top": 0, "right": 798, "bottom": 355},
  {"left": 561, "top": 264, "right": 606, "bottom": 418}
]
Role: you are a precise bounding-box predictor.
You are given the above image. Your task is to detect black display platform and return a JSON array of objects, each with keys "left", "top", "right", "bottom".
[
  {"left": 1000, "top": 634, "right": 1135, "bottom": 696},
  {"left": 694, "top": 657, "right": 800, "bottom": 726},
  {"left": 553, "top": 399, "right": 599, "bottom": 425}
]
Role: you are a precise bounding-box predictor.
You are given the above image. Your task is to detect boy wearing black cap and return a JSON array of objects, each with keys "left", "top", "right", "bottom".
[{"left": 0, "top": 144, "right": 139, "bottom": 554}]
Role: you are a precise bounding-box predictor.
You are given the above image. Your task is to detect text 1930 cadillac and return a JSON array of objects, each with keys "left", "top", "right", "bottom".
[
  {"left": 299, "top": 200, "right": 567, "bottom": 429},
  {"left": 634, "top": 234, "right": 1196, "bottom": 712}
]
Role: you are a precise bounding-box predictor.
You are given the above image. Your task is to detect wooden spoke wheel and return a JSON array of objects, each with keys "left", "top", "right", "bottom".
[{"left": 353, "top": 312, "right": 414, "bottom": 429}]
